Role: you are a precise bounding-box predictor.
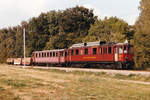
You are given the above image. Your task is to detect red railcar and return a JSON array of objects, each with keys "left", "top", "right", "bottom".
[
  {"left": 31, "top": 49, "right": 65, "bottom": 66},
  {"left": 65, "top": 41, "right": 134, "bottom": 69}
]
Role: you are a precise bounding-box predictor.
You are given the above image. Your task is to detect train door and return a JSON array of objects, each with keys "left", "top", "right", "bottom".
[
  {"left": 115, "top": 46, "right": 118, "bottom": 62},
  {"left": 65, "top": 50, "right": 68, "bottom": 62},
  {"left": 69, "top": 49, "right": 71, "bottom": 62},
  {"left": 103, "top": 46, "right": 108, "bottom": 61},
  {"left": 64, "top": 49, "right": 71, "bottom": 64}
]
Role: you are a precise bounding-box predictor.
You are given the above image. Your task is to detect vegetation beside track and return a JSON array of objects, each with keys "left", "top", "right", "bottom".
[{"left": 0, "top": 64, "right": 150, "bottom": 100}]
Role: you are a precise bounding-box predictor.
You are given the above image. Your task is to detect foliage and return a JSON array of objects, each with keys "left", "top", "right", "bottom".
[
  {"left": 84, "top": 17, "right": 133, "bottom": 43},
  {"left": 134, "top": 0, "right": 150, "bottom": 69},
  {"left": 45, "top": 6, "right": 96, "bottom": 49}
]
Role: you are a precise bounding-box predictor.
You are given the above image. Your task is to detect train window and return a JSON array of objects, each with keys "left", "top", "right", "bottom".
[
  {"left": 85, "top": 48, "right": 88, "bottom": 55},
  {"left": 39, "top": 53, "right": 41, "bottom": 57},
  {"left": 99, "top": 48, "right": 102, "bottom": 54},
  {"left": 56, "top": 52, "right": 58, "bottom": 57},
  {"left": 65, "top": 52, "right": 68, "bottom": 57},
  {"left": 103, "top": 48, "right": 107, "bottom": 54},
  {"left": 47, "top": 53, "right": 48, "bottom": 57},
  {"left": 53, "top": 52, "right": 55, "bottom": 57},
  {"left": 50, "top": 52, "right": 52, "bottom": 57},
  {"left": 47, "top": 52, "right": 50, "bottom": 57},
  {"left": 124, "top": 46, "right": 127, "bottom": 54},
  {"left": 44, "top": 53, "right": 46, "bottom": 57},
  {"left": 108, "top": 47, "right": 112, "bottom": 54},
  {"left": 71, "top": 50, "right": 74, "bottom": 56},
  {"left": 42, "top": 53, "right": 44, "bottom": 57},
  {"left": 80, "top": 49, "right": 83, "bottom": 55},
  {"left": 36, "top": 53, "right": 38, "bottom": 58},
  {"left": 119, "top": 47, "right": 123, "bottom": 54},
  {"left": 60, "top": 52, "right": 64, "bottom": 57},
  {"left": 49, "top": 52, "right": 51, "bottom": 57},
  {"left": 76, "top": 49, "right": 79, "bottom": 55},
  {"left": 93, "top": 48, "right": 97, "bottom": 55}
]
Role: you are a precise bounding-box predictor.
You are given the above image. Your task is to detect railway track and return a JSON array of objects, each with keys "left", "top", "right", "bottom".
[{"left": 29, "top": 66, "right": 150, "bottom": 77}]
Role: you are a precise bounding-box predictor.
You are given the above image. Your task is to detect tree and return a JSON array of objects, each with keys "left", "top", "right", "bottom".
[
  {"left": 45, "top": 6, "right": 96, "bottom": 49},
  {"left": 84, "top": 17, "right": 132, "bottom": 43},
  {"left": 134, "top": 0, "right": 150, "bottom": 69},
  {"left": 47, "top": 11, "right": 60, "bottom": 36},
  {"left": 27, "top": 13, "right": 50, "bottom": 56},
  {"left": 0, "top": 27, "right": 16, "bottom": 62},
  {"left": 58, "top": 6, "right": 96, "bottom": 34}
]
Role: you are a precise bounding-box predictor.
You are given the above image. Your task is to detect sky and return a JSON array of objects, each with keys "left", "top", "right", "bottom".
[{"left": 0, "top": 0, "right": 140, "bottom": 29}]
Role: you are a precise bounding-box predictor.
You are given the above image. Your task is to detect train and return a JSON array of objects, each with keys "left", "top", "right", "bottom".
[{"left": 7, "top": 41, "right": 134, "bottom": 69}]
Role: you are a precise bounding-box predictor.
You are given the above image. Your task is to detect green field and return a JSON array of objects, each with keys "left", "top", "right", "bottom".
[{"left": 0, "top": 64, "right": 150, "bottom": 100}]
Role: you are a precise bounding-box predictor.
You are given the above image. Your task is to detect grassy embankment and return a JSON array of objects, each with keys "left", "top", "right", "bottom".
[{"left": 0, "top": 64, "right": 150, "bottom": 100}]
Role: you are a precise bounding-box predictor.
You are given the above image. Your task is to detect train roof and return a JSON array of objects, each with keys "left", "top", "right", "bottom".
[
  {"left": 33, "top": 49, "right": 65, "bottom": 53},
  {"left": 69, "top": 41, "right": 131, "bottom": 48}
]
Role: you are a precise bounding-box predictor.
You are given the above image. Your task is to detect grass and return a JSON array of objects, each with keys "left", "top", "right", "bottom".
[
  {"left": 35, "top": 67, "right": 150, "bottom": 82},
  {"left": 0, "top": 64, "right": 150, "bottom": 100},
  {"left": 1, "top": 79, "right": 27, "bottom": 88}
]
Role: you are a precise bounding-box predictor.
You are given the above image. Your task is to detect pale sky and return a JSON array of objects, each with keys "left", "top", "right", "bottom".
[{"left": 0, "top": 0, "right": 140, "bottom": 29}]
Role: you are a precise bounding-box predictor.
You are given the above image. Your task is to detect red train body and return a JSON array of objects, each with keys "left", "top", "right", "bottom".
[{"left": 30, "top": 41, "right": 134, "bottom": 69}]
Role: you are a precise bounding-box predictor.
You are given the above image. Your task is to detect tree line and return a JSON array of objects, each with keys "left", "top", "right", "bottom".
[{"left": 0, "top": 3, "right": 149, "bottom": 69}]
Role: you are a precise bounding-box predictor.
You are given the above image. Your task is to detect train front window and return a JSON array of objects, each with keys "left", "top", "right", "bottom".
[
  {"left": 124, "top": 46, "right": 127, "bottom": 54},
  {"left": 119, "top": 47, "right": 123, "bottom": 54}
]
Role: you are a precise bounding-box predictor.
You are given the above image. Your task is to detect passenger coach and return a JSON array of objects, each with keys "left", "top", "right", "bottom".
[{"left": 31, "top": 49, "right": 65, "bottom": 66}]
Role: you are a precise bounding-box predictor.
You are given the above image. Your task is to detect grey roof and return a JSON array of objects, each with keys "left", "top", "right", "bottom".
[
  {"left": 33, "top": 49, "right": 65, "bottom": 53},
  {"left": 69, "top": 41, "right": 106, "bottom": 48},
  {"left": 69, "top": 41, "right": 129, "bottom": 48}
]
